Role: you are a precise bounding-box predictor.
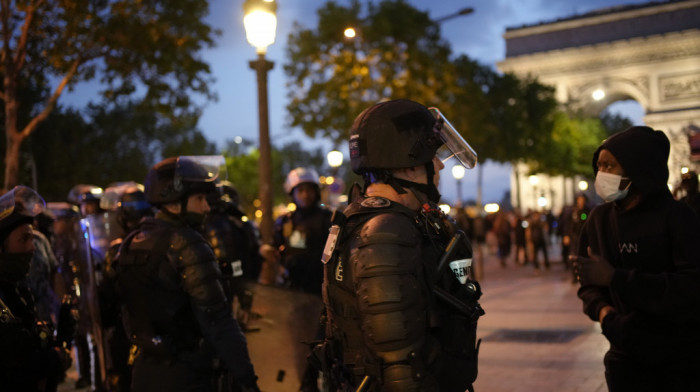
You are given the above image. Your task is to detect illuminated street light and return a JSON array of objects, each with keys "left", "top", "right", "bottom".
[
  {"left": 344, "top": 27, "right": 356, "bottom": 39},
  {"left": 327, "top": 150, "right": 344, "bottom": 169},
  {"left": 484, "top": 203, "right": 500, "bottom": 214},
  {"left": 592, "top": 88, "right": 606, "bottom": 101},
  {"left": 578, "top": 180, "right": 589, "bottom": 191},
  {"left": 244, "top": 0, "right": 277, "bottom": 249}
]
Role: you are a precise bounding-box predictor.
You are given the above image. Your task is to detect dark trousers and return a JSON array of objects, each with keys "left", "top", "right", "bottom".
[{"left": 605, "top": 349, "right": 700, "bottom": 392}]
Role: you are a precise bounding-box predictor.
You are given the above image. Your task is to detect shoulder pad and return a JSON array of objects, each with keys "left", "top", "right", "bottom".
[{"left": 358, "top": 212, "right": 421, "bottom": 248}]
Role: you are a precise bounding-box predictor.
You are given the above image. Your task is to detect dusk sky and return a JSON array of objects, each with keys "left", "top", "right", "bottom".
[{"left": 64, "top": 0, "right": 648, "bottom": 205}]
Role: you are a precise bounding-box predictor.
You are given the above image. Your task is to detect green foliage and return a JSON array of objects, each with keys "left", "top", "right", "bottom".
[
  {"left": 1, "top": 0, "right": 219, "bottom": 189},
  {"left": 223, "top": 140, "right": 326, "bottom": 210},
  {"left": 526, "top": 112, "right": 607, "bottom": 177},
  {"left": 284, "top": 0, "right": 570, "bottom": 173},
  {"left": 27, "top": 102, "right": 216, "bottom": 201},
  {"left": 284, "top": 0, "right": 454, "bottom": 143}
]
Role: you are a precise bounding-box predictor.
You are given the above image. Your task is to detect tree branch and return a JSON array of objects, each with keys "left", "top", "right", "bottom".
[
  {"left": 13, "top": 0, "right": 44, "bottom": 72},
  {"left": 20, "top": 58, "right": 80, "bottom": 139}
]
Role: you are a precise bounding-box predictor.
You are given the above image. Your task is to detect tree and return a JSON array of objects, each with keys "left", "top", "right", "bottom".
[
  {"left": 28, "top": 101, "right": 216, "bottom": 201},
  {"left": 284, "top": 0, "right": 455, "bottom": 144},
  {"left": 1, "top": 0, "right": 217, "bottom": 190},
  {"left": 223, "top": 140, "right": 326, "bottom": 212}
]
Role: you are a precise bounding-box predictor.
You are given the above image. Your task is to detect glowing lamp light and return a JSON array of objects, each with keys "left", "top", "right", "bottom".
[
  {"left": 287, "top": 203, "right": 297, "bottom": 212},
  {"left": 439, "top": 204, "right": 451, "bottom": 215},
  {"left": 537, "top": 196, "right": 548, "bottom": 208},
  {"left": 344, "top": 27, "right": 356, "bottom": 39},
  {"left": 327, "top": 150, "right": 344, "bottom": 168},
  {"left": 578, "top": 180, "right": 589, "bottom": 191},
  {"left": 528, "top": 175, "right": 539, "bottom": 186},
  {"left": 592, "top": 89, "right": 605, "bottom": 101},
  {"left": 484, "top": 203, "right": 500, "bottom": 214},
  {"left": 451, "top": 165, "right": 466, "bottom": 180},
  {"left": 243, "top": 0, "right": 277, "bottom": 53}
]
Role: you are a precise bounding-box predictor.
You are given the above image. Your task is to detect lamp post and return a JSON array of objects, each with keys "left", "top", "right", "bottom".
[
  {"left": 452, "top": 164, "right": 465, "bottom": 207},
  {"left": 244, "top": 0, "right": 277, "bottom": 247}
]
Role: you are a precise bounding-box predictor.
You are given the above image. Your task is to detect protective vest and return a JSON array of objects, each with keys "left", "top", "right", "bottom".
[
  {"left": 115, "top": 219, "right": 211, "bottom": 360},
  {"left": 319, "top": 196, "right": 484, "bottom": 392}
]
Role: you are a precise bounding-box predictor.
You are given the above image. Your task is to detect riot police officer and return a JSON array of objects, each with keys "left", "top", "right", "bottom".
[
  {"left": 261, "top": 167, "right": 331, "bottom": 295},
  {"left": 0, "top": 186, "right": 70, "bottom": 391},
  {"left": 205, "top": 180, "right": 262, "bottom": 329},
  {"left": 114, "top": 156, "right": 260, "bottom": 392},
  {"left": 100, "top": 182, "right": 154, "bottom": 391},
  {"left": 318, "top": 99, "right": 484, "bottom": 391}
]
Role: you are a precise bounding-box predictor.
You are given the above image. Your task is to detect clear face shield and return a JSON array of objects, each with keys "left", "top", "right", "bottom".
[
  {"left": 100, "top": 182, "right": 148, "bottom": 211},
  {"left": 429, "top": 107, "right": 478, "bottom": 169},
  {"left": 175, "top": 155, "right": 227, "bottom": 186},
  {"left": 0, "top": 185, "right": 46, "bottom": 222}
]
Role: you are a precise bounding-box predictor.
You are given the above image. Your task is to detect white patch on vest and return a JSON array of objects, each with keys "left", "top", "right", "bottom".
[
  {"left": 231, "top": 260, "right": 243, "bottom": 277},
  {"left": 289, "top": 230, "right": 306, "bottom": 248}
]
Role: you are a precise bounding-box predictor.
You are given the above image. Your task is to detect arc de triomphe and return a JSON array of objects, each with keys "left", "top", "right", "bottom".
[{"left": 498, "top": 0, "right": 700, "bottom": 212}]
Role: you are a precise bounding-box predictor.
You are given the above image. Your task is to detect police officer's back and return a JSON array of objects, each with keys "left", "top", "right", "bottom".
[{"left": 114, "top": 156, "right": 259, "bottom": 392}]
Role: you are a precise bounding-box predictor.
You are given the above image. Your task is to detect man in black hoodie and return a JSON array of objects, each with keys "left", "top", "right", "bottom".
[{"left": 573, "top": 126, "right": 700, "bottom": 391}]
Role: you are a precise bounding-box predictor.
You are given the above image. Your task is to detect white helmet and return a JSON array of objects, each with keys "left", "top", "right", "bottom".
[{"left": 284, "top": 167, "right": 320, "bottom": 194}]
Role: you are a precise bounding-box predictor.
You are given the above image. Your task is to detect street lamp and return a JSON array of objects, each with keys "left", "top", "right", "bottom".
[
  {"left": 452, "top": 164, "right": 465, "bottom": 207},
  {"left": 327, "top": 150, "right": 344, "bottom": 171},
  {"left": 244, "top": 0, "right": 276, "bottom": 248},
  {"left": 434, "top": 7, "right": 474, "bottom": 23}
]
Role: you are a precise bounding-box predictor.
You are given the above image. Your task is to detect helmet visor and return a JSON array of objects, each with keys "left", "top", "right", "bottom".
[
  {"left": 176, "top": 155, "right": 227, "bottom": 183},
  {"left": 429, "top": 107, "right": 478, "bottom": 169},
  {"left": 0, "top": 185, "right": 45, "bottom": 221},
  {"left": 100, "top": 182, "right": 146, "bottom": 210}
]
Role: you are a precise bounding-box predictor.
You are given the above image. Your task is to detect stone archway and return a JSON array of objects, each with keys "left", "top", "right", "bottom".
[{"left": 497, "top": 0, "right": 700, "bottom": 211}]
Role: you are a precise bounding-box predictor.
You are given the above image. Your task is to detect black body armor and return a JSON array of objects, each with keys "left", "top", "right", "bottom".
[
  {"left": 319, "top": 196, "right": 483, "bottom": 392},
  {"left": 114, "top": 213, "right": 257, "bottom": 391}
]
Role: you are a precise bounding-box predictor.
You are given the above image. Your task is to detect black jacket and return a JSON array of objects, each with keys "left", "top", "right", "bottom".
[{"left": 579, "top": 126, "right": 700, "bottom": 363}]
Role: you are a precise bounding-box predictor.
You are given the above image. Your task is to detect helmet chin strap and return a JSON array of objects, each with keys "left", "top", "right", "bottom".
[{"left": 389, "top": 162, "right": 442, "bottom": 204}]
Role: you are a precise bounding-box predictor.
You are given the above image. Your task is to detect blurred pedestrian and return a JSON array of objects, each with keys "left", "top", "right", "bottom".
[
  {"left": 513, "top": 211, "right": 529, "bottom": 265},
  {"left": 573, "top": 126, "right": 700, "bottom": 391},
  {"left": 527, "top": 210, "right": 550, "bottom": 272},
  {"left": 492, "top": 211, "right": 512, "bottom": 267}
]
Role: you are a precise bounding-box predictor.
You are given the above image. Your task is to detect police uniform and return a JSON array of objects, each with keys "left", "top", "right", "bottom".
[
  {"left": 114, "top": 156, "right": 259, "bottom": 392},
  {"left": 318, "top": 100, "right": 483, "bottom": 392}
]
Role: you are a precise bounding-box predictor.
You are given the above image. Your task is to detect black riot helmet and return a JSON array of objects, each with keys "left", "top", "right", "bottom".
[
  {"left": 101, "top": 182, "right": 154, "bottom": 231},
  {"left": 350, "top": 99, "right": 477, "bottom": 173},
  {"left": 207, "top": 180, "right": 245, "bottom": 217},
  {"left": 0, "top": 185, "right": 45, "bottom": 246},
  {"left": 144, "top": 156, "right": 225, "bottom": 206},
  {"left": 349, "top": 99, "right": 477, "bottom": 202}
]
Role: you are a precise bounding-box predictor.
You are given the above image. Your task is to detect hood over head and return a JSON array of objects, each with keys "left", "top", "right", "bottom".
[{"left": 592, "top": 126, "right": 670, "bottom": 196}]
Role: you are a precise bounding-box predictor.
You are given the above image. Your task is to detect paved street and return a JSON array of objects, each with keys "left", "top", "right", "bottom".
[{"left": 60, "top": 242, "right": 609, "bottom": 392}]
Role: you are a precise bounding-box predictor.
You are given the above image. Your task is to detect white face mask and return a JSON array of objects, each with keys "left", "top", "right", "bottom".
[{"left": 595, "top": 171, "right": 631, "bottom": 202}]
